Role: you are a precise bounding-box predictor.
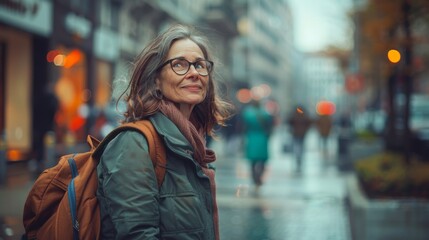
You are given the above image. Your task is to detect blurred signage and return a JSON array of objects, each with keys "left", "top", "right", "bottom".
[
  {"left": 345, "top": 73, "right": 364, "bottom": 93},
  {"left": 94, "top": 27, "right": 119, "bottom": 61},
  {"left": 0, "top": 0, "right": 52, "bottom": 36},
  {"left": 65, "top": 13, "right": 91, "bottom": 39}
]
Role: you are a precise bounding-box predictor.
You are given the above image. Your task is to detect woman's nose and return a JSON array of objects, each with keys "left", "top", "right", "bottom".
[{"left": 188, "top": 64, "right": 199, "bottom": 76}]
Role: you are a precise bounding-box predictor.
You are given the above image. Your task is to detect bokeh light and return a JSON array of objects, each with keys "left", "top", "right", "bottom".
[
  {"left": 236, "top": 88, "right": 252, "bottom": 103},
  {"left": 46, "top": 50, "right": 60, "bottom": 62},
  {"left": 387, "top": 49, "right": 401, "bottom": 63},
  {"left": 316, "top": 101, "right": 336, "bottom": 115},
  {"left": 53, "top": 54, "right": 66, "bottom": 66}
]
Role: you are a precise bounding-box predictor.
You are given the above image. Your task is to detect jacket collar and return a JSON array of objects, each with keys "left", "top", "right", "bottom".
[{"left": 149, "top": 112, "right": 194, "bottom": 158}]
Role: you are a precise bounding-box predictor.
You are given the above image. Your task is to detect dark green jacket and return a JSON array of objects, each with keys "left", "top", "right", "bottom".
[{"left": 96, "top": 112, "right": 216, "bottom": 239}]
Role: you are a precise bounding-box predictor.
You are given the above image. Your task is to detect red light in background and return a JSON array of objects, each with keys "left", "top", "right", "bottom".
[
  {"left": 236, "top": 88, "right": 252, "bottom": 103},
  {"left": 265, "top": 100, "right": 279, "bottom": 115},
  {"left": 316, "top": 101, "right": 336, "bottom": 115},
  {"left": 69, "top": 116, "right": 86, "bottom": 131},
  {"left": 46, "top": 50, "right": 60, "bottom": 62},
  {"left": 47, "top": 49, "right": 82, "bottom": 68},
  {"left": 345, "top": 73, "right": 364, "bottom": 93}
]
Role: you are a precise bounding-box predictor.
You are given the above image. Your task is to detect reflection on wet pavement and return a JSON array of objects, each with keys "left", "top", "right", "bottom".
[{"left": 215, "top": 129, "right": 351, "bottom": 240}]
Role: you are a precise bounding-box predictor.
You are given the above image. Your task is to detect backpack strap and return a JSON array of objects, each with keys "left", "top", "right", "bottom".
[
  {"left": 92, "top": 120, "right": 167, "bottom": 187},
  {"left": 121, "top": 120, "right": 167, "bottom": 187},
  {"left": 86, "top": 135, "right": 100, "bottom": 150}
]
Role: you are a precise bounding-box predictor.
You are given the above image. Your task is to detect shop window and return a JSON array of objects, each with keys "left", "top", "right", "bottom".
[{"left": 50, "top": 47, "right": 88, "bottom": 143}]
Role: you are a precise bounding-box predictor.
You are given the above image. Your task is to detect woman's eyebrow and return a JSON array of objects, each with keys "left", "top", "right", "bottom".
[{"left": 172, "top": 56, "right": 205, "bottom": 61}]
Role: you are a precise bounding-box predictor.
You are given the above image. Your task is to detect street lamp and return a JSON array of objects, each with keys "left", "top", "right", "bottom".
[{"left": 387, "top": 49, "right": 401, "bottom": 64}]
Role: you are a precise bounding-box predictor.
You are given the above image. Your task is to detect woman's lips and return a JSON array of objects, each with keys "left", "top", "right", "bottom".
[{"left": 182, "top": 85, "right": 202, "bottom": 92}]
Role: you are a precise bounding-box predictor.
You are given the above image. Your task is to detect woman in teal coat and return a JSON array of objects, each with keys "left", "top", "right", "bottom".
[{"left": 241, "top": 100, "right": 273, "bottom": 189}]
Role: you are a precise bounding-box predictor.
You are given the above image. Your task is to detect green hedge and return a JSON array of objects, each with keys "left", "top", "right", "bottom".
[{"left": 355, "top": 152, "right": 429, "bottom": 199}]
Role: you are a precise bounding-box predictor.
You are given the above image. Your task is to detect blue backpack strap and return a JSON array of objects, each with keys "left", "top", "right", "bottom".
[{"left": 67, "top": 154, "right": 79, "bottom": 240}]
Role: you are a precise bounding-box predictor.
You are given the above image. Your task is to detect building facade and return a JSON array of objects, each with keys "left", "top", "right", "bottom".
[
  {"left": 232, "top": 0, "right": 295, "bottom": 116},
  {"left": 0, "top": 0, "right": 54, "bottom": 161},
  {"left": 0, "top": 0, "right": 241, "bottom": 161},
  {"left": 0, "top": 0, "right": 299, "bottom": 161},
  {"left": 295, "top": 52, "right": 346, "bottom": 118}
]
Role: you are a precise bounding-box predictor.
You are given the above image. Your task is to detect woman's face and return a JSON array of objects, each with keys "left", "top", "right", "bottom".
[{"left": 157, "top": 39, "right": 209, "bottom": 115}]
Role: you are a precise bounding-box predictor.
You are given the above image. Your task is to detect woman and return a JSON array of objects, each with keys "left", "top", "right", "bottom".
[
  {"left": 96, "top": 24, "right": 232, "bottom": 239},
  {"left": 241, "top": 100, "right": 273, "bottom": 192}
]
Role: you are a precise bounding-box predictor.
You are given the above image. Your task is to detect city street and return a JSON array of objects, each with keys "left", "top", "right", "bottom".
[
  {"left": 0, "top": 127, "right": 352, "bottom": 240},
  {"left": 2, "top": 1, "right": 429, "bottom": 239},
  {"left": 214, "top": 128, "right": 351, "bottom": 240}
]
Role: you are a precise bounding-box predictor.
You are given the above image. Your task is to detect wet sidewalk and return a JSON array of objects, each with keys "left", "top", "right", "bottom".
[
  {"left": 214, "top": 128, "right": 352, "bottom": 240},
  {"left": 0, "top": 161, "right": 33, "bottom": 240}
]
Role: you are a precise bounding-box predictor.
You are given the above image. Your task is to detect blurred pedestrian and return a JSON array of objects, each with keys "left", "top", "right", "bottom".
[
  {"left": 96, "top": 24, "right": 233, "bottom": 239},
  {"left": 287, "top": 106, "right": 312, "bottom": 172},
  {"left": 90, "top": 99, "right": 123, "bottom": 139},
  {"left": 32, "top": 88, "right": 58, "bottom": 174},
  {"left": 241, "top": 100, "right": 274, "bottom": 192},
  {"left": 338, "top": 111, "right": 352, "bottom": 156},
  {"left": 316, "top": 114, "right": 333, "bottom": 155},
  {"left": 222, "top": 108, "right": 243, "bottom": 157}
]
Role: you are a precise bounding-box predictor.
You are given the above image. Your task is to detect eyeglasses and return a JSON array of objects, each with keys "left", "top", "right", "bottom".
[{"left": 158, "top": 57, "right": 213, "bottom": 76}]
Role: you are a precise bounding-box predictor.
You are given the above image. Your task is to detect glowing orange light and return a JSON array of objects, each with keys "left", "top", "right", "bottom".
[
  {"left": 64, "top": 49, "right": 82, "bottom": 68},
  {"left": 387, "top": 49, "right": 401, "bottom": 63},
  {"left": 316, "top": 101, "right": 336, "bottom": 115},
  {"left": 296, "top": 107, "right": 304, "bottom": 114},
  {"left": 7, "top": 149, "right": 23, "bottom": 161},
  {"left": 236, "top": 88, "right": 252, "bottom": 103}
]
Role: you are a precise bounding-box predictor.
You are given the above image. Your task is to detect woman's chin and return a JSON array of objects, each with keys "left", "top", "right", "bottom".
[{"left": 183, "top": 96, "right": 205, "bottom": 105}]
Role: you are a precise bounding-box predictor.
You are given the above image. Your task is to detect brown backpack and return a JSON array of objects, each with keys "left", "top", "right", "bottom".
[{"left": 23, "top": 120, "right": 167, "bottom": 240}]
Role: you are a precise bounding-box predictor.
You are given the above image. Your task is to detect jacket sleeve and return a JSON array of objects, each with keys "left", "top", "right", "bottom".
[{"left": 99, "top": 131, "right": 160, "bottom": 239}]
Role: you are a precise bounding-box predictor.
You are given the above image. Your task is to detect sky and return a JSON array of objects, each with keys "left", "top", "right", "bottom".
[{"left": 286, "top": 0, "right": 354, "bottom": 52}]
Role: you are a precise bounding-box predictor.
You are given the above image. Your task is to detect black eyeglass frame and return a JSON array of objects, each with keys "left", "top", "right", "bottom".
[{"left": 158, "top": 57, "right": 214, "bottom": 76}]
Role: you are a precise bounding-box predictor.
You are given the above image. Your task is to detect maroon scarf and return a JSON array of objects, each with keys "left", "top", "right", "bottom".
[{"left": 159, "top": 100, "right": 219, "bottom": 240}]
